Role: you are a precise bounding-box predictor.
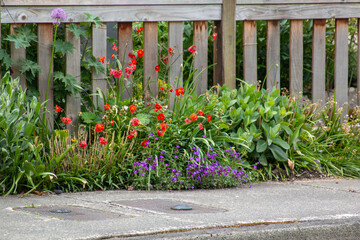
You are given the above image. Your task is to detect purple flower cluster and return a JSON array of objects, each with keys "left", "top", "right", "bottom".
[{"left": 50, "top": 8, "right": 67, "bottom": 24}]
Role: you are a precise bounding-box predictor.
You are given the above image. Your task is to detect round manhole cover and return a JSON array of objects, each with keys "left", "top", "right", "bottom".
[
  {"left": 171, "top": 205, "right": 192, "bottom": 211},
  {"left": 50, "top": 209, "right": 71, "bottom": 214}
]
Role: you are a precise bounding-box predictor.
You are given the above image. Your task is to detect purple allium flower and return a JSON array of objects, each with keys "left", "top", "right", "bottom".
[{"left": 50, "top": 8, "right": 66, "bottom": 24}]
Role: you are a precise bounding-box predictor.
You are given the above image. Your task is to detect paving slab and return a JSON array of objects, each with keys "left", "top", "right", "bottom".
[{"left": 1, "top": 179, "right": 359, "bottom": 240}]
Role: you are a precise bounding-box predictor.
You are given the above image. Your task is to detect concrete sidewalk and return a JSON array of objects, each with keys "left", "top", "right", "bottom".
[{"left": 1, "top": 179, "right": 360, "bottom": 240}]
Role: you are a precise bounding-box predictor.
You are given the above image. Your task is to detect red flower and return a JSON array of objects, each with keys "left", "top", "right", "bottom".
[
  {"left": 154, "top": 103, "right": 162, "bottom": 112},
  {"left": 155, "top": 65, "right": 160, "bottom": 71},
  {"left": 137, "top": 49, "right": 144, "bottom": 57},
  {"left": 128, "top": 129, "right": 137, "bottom": 139},
  {"left": 163, "top": 56, "right": 168, "bottom": 64},
  {"left": 207, "top": 114, "right": 211, "bottom": 123},
  {"left": 104, "top": 103, "right": 110, "bottom": 110},
  {"left": 199, "top": 123, "right": 204, "bottom": 130},
  {"left": 190, "top": 113, "right": 198, "bottom": 121},
  {"left": 55, "top": 105, "right": 61, "bottom": 113},
  {"left": 188, "top": 45, "right": 196, "bottom": 53},
  {"left": 212, "top": 33, "right": 217, "bottom": 40},
  {"left": 98, "top": 56, "right": 105, "bottom": 63},
  {"left": 131, "top": 59, "right": 137, "bottom": 65},
  {"left": 100, "top": 137, "right": 108, "bottom": 145},
  {"left": 168, "top": 47, "right": 174, "bottom": 56},
  {"left": 157, "top": 130, "right": 164, "bottom": 137},
  {"left": 114, "top": 70, "right": 122, "bottom": 78},
  {"left": 95, "top": 123, "right": 104, "bottom": 132},
  {"left": 129, "top": 105, "right": 136, "bottom": 113},
  {"left": 170, "top": 89, "right": 173, "bottom": 92},
  {"left": 79, "top": 141, "right": 87, "bottom": 149},
  {"left": 160, "top": 122, "right": 169, "bottom": 131},
  {"left": 128, "top": 52, "right": 136, "bottom": 59},
  {"left": 111, "top": 120, "right": 115, "bottom": 126},
  {"left": 157, "top": 113, "right": 165, "bottom": 121},
  {"left": 112, "top": 43, "right": 118, "bottom": 51},
  {"left": 136, "top": 27, "right": 143, "bottom": 34},
  {"left": 175, "top": 87, "right": 184, "bottom": 96},
  {"left": 141, "top": 140, "right": 148, "bottom": 147},
  {"left": 111, "top": 54, "right": 115, "bottom": 59},
  {"left": 62, "top": 117, "right": 71, "bottom": 125},
  {"left": 160, "top": 87, "right": 164, "bottom": 91},
  {"left": 185, "top": 118, "right": 191, "bottom": 124},
  {"left": 131, "top": 118, "right": 139, "bottom": 126},
  {"left": 198, "top": 110, "right": 204, "bottom": 116}
]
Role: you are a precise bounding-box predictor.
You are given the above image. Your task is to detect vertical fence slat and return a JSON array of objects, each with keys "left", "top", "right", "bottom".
[
  {"left": 168, "top": 21, "right": 183, "bottom": 108},
  {"left": 312, "top": 19, "right": 326, "bottom": 104},
  {"left": 243, "top": 20, "right": 257, "bottom": 85},
  {"left": 118, "top": 22, "right": 133, "bottom": 100},
  {"left": 38, "top": 23, "right": 54, "bottom": 130},
  {"left": 357, "top": 19, "right": 360, "bottom": 105},
  {"left": 266, "top": 20, "right": 280, "bottom": 90},
  {"left": 213, "top": 20, "right": 223, "bottom": 86},
  {"left": 10, "top": 24, "right": 26, "bottom": 90},
  {"left": 65, "top": 23, "right": 81, "bottom": 134},
  {"left": 335, "top": 19, "right": 349, "bottom": 111},
  {"left": 92, "top": 24, "right": 107, "bottom": 109},
  {"left": 193, "top": 21, "right": 208, "bottom": 95},
  {"left": 289, "top": 20, "right": 303, "bottom": 96},
  {"left": 143, "top": 22, "right": 158, "bottom": 101},
  {"left": 222, "top": 0, "right": 236, "bottom": 89},
  {"left": 0, "top": 23, "right": 2, "bottom": 77}
]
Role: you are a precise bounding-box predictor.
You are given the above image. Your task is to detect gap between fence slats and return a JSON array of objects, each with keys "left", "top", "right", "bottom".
[
  {"left": 334, "top": 19, "right": 349, "bottom": 112},
  {"left": 357, "top": 19, "right": 360, "bottom": 105},
  {"left": 168, "top": 21, "right": 183, "bottom": 109},
  {"left": 143, "top": 22, "right": 158, "bottom": 102},
  {"left": 312, "top": 19, "right": 326, "bottom": 104},
  {"left": 91, "top": 23, "right": 107, "bottom": 109},
  {"left": 222, "top": 0, "right": 236, "bottom": 89},
  {"left": 266, "top": 20, "right": 280, "bottom": 90},
  {"left": 193, "top": 21, "right": 208, "bottom": 95},
  {"left": 243, "top": 20, "right": 257, "bottom": 85},
  {"left": 117, "top": 22, "right": 133, "bottom": 100},
  {"left": 65, "top": 23, "right": 81, "bottom": 134},
  {"left": 289, "top": 20, "right": 303, "bottom": 97},
  {"left": 10, "top": 23, "right": 26, "bottom": 90},
  {"left": 37, "top": 23, "right": 54, "bottom": 130}
]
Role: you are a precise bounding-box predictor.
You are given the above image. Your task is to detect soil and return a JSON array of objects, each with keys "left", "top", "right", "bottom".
[{"left": 271, "top": 168, "right": 335, "bottom": 182}]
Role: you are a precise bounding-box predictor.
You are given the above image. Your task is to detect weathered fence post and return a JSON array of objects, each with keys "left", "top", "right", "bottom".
[
  {"left": 266, "top": 20, "right": 280, "bottom": 90},
  {"left": 193, "top": 21, "right": 208, "bottom": 95},
  {"left": 312, "top": 19, "right": 326, "bottom": 104},
  {"left": 10, "top": 24, "right": 26, "bottom": 90},
  {"left": 66, "top": 23, "right": 81, "bottom": 134},
  {"left": 168, "top": 21, "right": 183, "bottom": 109},
  {"left": 92, "top": 23, "right": 107, "bottom": 109},
  {"left": 243, "top": 20, "right": 257, "bottom": 85},
  {"left": 358, "top": 19, "right": 360, "bottom": 105},
  {"left": 38, "top": 23, "right": 54, "bottom": 130},
  {"left": 118, "top": 22, "right": 133, "bottom": 100},
  {"left": 213, "top": 20, "right": 223, "bottom": 86},
  {"left": 143, "top": 22, "right": 158, "bottom": 101},
  {"left": 289, "top": 20, "right": 303, "bottom": 97}
]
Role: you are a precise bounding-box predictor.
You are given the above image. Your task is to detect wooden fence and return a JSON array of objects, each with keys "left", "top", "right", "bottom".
[{"left": 2, "top": 0, "right": 360, "bottom": 129}]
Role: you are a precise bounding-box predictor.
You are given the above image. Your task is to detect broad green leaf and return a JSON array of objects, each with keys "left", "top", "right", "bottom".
[
  {"left": 84, "top": 13, "right": 103, "bottom": 28},
  {"left": 0, "top": 49, "right": 13, "bottom": 69},
  {"left": 84, "top": 56, "right": 105, "bottom": 74},
  {"left": 54, "top": 72, "right": 83, "bottom": 95},
  {"left": 256, "top": 139, "right": 267, "bottom": 153},
  {"left": 136, "top": 113, "right": 151, "bottom": 125},
  {"left": 272, "top": 137, "right": 290, "bottom": 149},
  {"left": 259, "top": 154, "right": 268, "bottom": 166},
  {"left": 20, "top": 59, "right": 42, "bottom": 77},
  {"left": 67, "top": 23, "right": 87, "bottom": 39},
  {"left": 269, "top": 144, "right": 288, "bottom": 161},
  {"left": 54, "top": 39, "right": 75, "bottom": 55},
  {"left": 80, "top": 112, "right": 98, "bottom": 124}
]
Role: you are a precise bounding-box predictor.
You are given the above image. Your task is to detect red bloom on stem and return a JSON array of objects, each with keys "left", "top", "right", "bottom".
[
  {"left": 55, "top": 105, "right": 61, "bottom": 113},
  {"left": 128, "top": 129, "right": 137, "bottom": 140},
  {"left": 160, "top": 87, "right": 164, "bottom": 91},
  {"left": 128, "top": 52, "right": 136, "bottom": 59},
  {"left": 113, "top": 70, "right": 122, "bottom": 78},
  {"left": 100, "top": 137, "right": 108, "bottom": 145},
  {"left": 131, "top": 59, "right": 137, "bottom": 65},
  {"left": 131, "top": 118, "right": 139, "bottom": 126},
  {"left": 207, "top": 114, "right": 211, "bottom": 122},
  {"left": 157, "top": 113, "right": 165, "bottom": 121},
  {"left": 170, "top": 89, "right": 173, "bottom": 92},
  {"left": 212, "top": 32, "right": 217, "bottom": 40},
  {"left": 111, "top": 54, "right": 115, "bottom": 59},
  {"left": 129, "top": 105, "right": 136, "bottom": 113},
  {"left": 198, "top": 110, "right": 204, "bottom": 116},
  {"left": 155, "top": 65, "right": 160, "bottom": 71},
  {"left": 99, "top": 56, "right": 105, "bottom": 63},
  {"left": 62, "top": 117, "right": 71, "bottom": 125},
  {"left": 168, "top": 47, "right": 174, "bottom": 56},
  {"left": 185, "top": 118, "right": 191, "bottom": 124},
  {"left": 157, "top": 130, "right": 164, "bottom": 137},
  {"left": 188, "top": 45, "right": 196, "bottom": 53},
  {"left": 141, "top": 140, "right": 148, "bottom": 147},
  {"left": 160, "top": 122, "right": 169, "bottom": 131},
  {"left": 111, "top": 120, "right": 115, "bottom": 126},
  {"left": 112, "top": 43, "right": 118, "bottom": 51},
  {"left": 136, "top": 27, "right": 143, "bottom": 34},
  {"left": 95, "top": 123, "right": 104, "bottom": 132},
  {"left": 199, "top": 123, "right": 204, "bottom": 130},
  {"left": 190, "top": 113, "right": 198, "bottom": 121},
  {"left": 163, "top": 56, "right": 169, "bottom": 64},
  {"left": 154, "top": 103, "right": 162, "bottom": 112},
  {"left": 175, "top": 87, "right": 184, "bottom": 96},
  {"left": 79, "top": 141, "right": 87, "bottom": 149},
  {"left": 104, "top": 103, "right": 111, "bottom": 110},
  {"left": 137, "top": 49, "right": 144, "bottom": 57}
]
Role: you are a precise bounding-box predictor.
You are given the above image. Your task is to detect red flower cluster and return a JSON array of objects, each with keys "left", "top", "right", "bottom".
[
  {"left": 155, "top": 65, "right": 160, "bottom": 71},
  {"left": 137, "top": 49, "right": 144, "bottom": 58},
  {"left": 176, "top": 87, "right": 184, "bottom": 96},
  {"left": 190, "top": 113, "right": 198, "bottom": 121},
  {"left": 131, "top": 118, "right": 139, "bottom": 126},
  {"left": 112, "top": 43, "right": 118, "bottom": 51},
  {"left": 109, "top": 69, "right": 122, "bottom": 78},
  {"left": 100, "top": 137, "right": 108, "bottom": 145},
  {"left": 154, "top": 103, "right": 162, "bottom": 112},
  {"left": 79, "top": 141, "right": 87, "bottom": 149},
  {"left": 55, "top": 105, "right": 61, "bottom": 113},
  {"left": 128, "top": 52, "right": 136, "bottom": 59},
  {"left": 136, "top": 27, "right": 143, "bottom": 34},
  {"left": 207, "top": 114, "right": 211, "bottom": 122},
  {"left": 188, "top": 45, "right": 196, "bottom": 53},
  {"left": 168, "top": 47, "right": 174, "bottom": 56},
  {"left": 157, "top": 113, "right": 165, "bottom": 121},
  {"left": 141, "top": 140, "right": 148, "bottom": 147},
  {"left": 198, "top": 110, "right": 204, "bottom": 116},
  {"left": 98, "top": 56, "right": 105, "bottom": 64},
  {"left": 160, "top": 122, "right": 169, "bottom": 131},
  {"left": 129, "top": 105, "right": 137, "bottom": 113},
  {"left": 104, "top": 103, "right": 110, "bottom": 110},
  {"left": 157, "top": 130, "right": 164, "bottom": 137},
  {"left": 128, "top": 129, "right": 137, "bottom": 140},
  {"left": 163, "top": 56, "right": 168, "bottom": 64},
  {"left": 62, "top": 117, "right": 71, "bottom": 125},
  {"left": 95, "top": 123, "right": 104, "bottom": 132}
]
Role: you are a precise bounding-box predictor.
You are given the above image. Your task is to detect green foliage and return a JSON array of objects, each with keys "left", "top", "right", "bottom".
[
  {"left": 67, "top": 23, "right": 87, "bottom": 39},
  {"left": 19, "top": 59, "right": 42, "bottom": 77},
  {"left": 54, "top": 71, "right": 83, "bottom": 95},
  {"left": 54, "top": 39, "right": 75, "bottom": 55},
  {"left": 0, "top": 49, "right": 13, "bottom": 70},
  {"left": 4, "top": 25, "right": 37, "bottom": 49}
]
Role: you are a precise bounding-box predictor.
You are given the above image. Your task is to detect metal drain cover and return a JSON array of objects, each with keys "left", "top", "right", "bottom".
[
  {"left": 111, "top": 199, "right": 225, "bottom": 214},
  {"left": 16, "top": 205, "right": 125, "bottom": 221}
]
